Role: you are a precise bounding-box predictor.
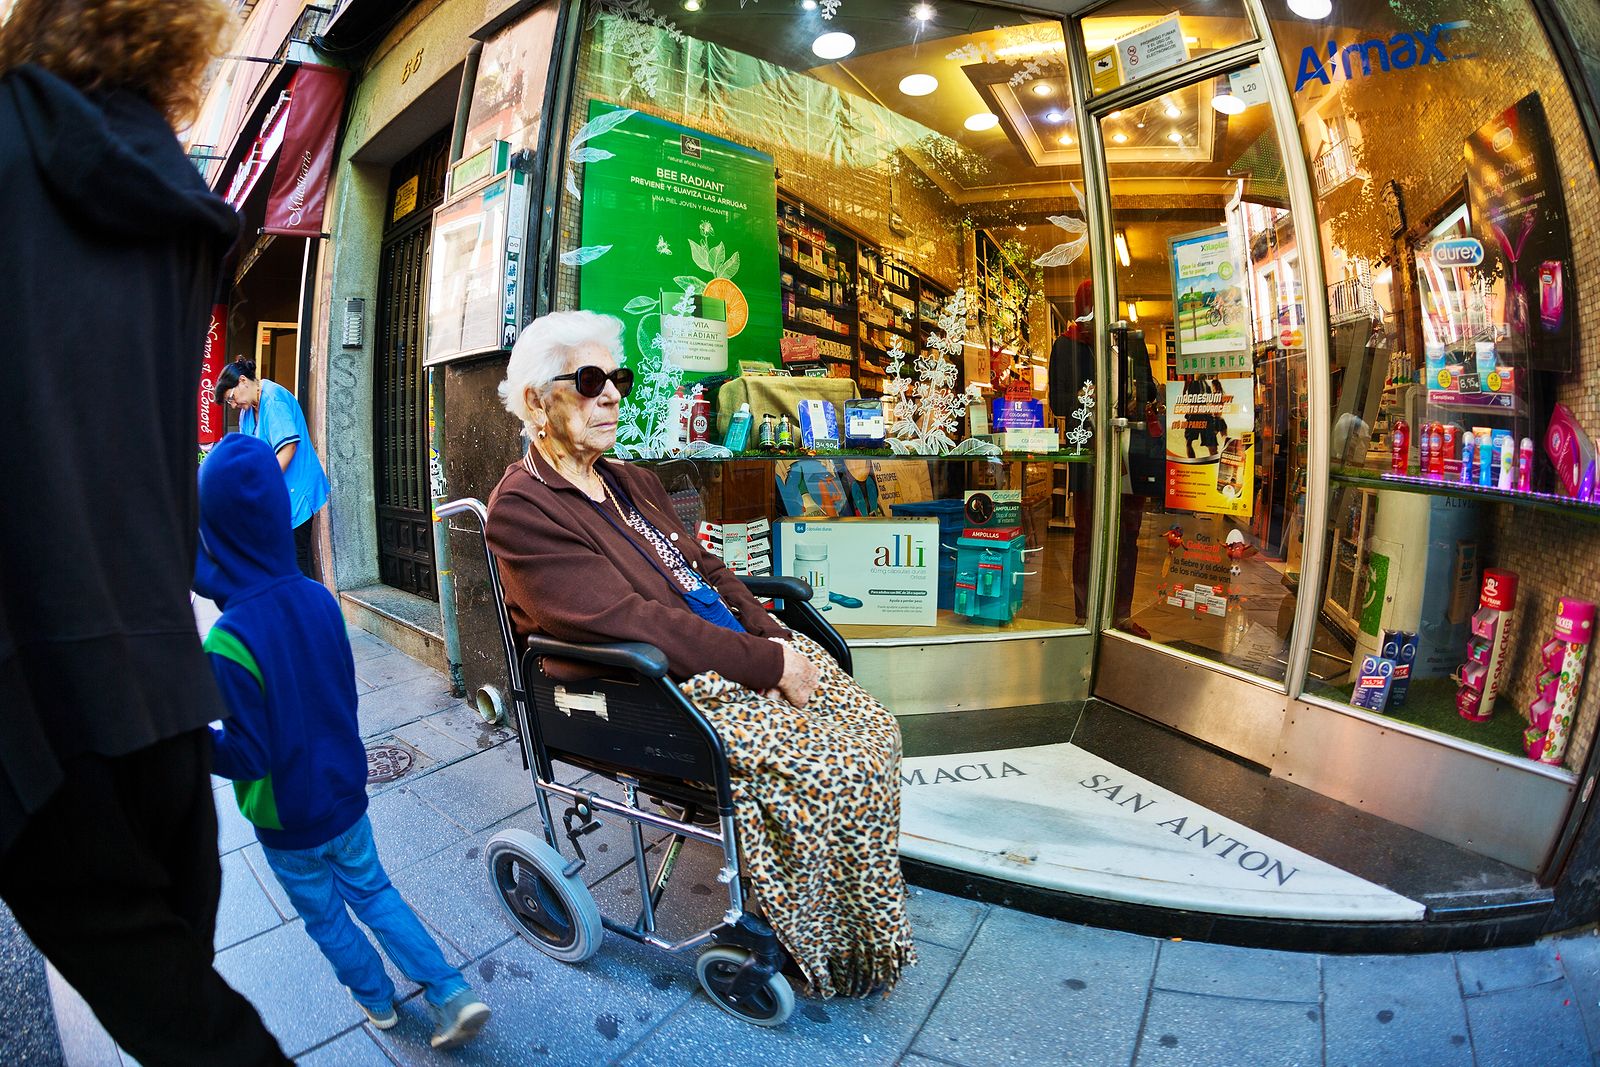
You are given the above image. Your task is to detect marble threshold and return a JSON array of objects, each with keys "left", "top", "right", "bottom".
[{"left": 898, "top": 743, "right": 1426, "bottom": 922}]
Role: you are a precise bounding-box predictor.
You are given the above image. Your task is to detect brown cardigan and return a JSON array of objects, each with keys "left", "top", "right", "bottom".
[{"left": 485, "top": 447, "right": 789, "bottom": 690}]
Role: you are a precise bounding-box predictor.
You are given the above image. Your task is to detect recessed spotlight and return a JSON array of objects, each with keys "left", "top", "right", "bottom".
[
  {"left": 1286, "top": 0, "right": 1332, "bottom": 17},
  {"left": 1164, "top": 103, "right": 1181, "bottom": 119},
  {"left": 899, "top": 74, "right": 938, "bottom": 96},
  {"left": 1108, "top": 110, "right": 1122, "bottom": 119},
  {"left": 802, "top": 0, "right": 817, "bottom": 7},
  {"left": 913, "top": 2, "right": 934, "bottom": 20},
  {"left": 1112, "top": 131, "right": 1128, "bottom": 144},
  {"left": 1135, "top": 121, "right": 1145, "bottom": 128},
  {"left": 1058, "top": 133, "right": 1074, "bottom": 146},
  {"left": 812, "top": 31, "right": 855, "bottom": 59},
  {"left": 964, "top": 112, "right": 1000, "bottom": 131},
  {"left": 1168, "top": 130, "right": 1183, "bottom": 143},
  {"left": 1031, "top": 82, "right": 1055, "bottom": 97},
  {"left": 1044, "top": 110, "right": 1066, "bottom": 124},
  {"left": 1211, "top": 92, "right": 1246, "bottom": 115}
]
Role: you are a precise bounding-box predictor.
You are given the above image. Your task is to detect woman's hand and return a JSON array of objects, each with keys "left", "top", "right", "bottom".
[{"left": 764, "top": 640, "right": 819, "bottom": 708}]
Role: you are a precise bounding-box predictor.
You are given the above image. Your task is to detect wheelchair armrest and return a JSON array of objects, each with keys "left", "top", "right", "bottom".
[
  {"left": 739, "top": 575, "right": 812, "bottom": 603},
  {"left": 524, "top": 635, "right": 670, "bottom": 679}
]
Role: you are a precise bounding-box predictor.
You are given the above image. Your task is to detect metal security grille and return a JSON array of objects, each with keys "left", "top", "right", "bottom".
[{"left": 374, "top": 129, "right": 449, "bottom": 600}]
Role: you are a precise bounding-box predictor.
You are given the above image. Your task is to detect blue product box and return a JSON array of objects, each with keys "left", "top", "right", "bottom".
[
  {"left": 1351, "top": 655, "right": 1396, "bottom": 711},
  {"left": 992, "top": 398, "right": 1044, "bottom": 430},
  {"left": 1381, "top": 629, "right": 1419, "bottom": 706}
]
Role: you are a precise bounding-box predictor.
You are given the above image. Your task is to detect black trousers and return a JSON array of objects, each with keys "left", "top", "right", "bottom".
[
  {"left": 1073, "top": 490, "right": 1148, "bottom": 622},
  {"left": 0, "top": 731, "right": 288, "bottom": 1066},
  {"left": 294, "top": 518, "right": 315, "bottom": 580}
]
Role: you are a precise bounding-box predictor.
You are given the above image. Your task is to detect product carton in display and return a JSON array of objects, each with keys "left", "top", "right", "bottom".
[{"left": 776, "top": 517, "right": 939, "bottom": 626}]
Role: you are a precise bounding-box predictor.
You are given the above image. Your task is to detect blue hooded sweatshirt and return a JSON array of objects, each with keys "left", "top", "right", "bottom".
[{"left": 197, "top": 433, "right": 367, "bottom": 851}]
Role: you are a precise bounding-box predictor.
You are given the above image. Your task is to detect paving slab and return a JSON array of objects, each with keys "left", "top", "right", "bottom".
[
  {"left": 367, "top": 784, "right": 470, "bottom": 874},
  {"left": 214, "top": 849, "right": 285, "bottom": 952},
  {"left": 355, "top": 652, "right": 441, "bottom": 692},
  {"left": 1456, "top": 941, "right": 1565, "bottom": 995},
  {"left": 1322, "top": 953, "right": 1472, "bottom": 1067},
  {"left": 1465, "top": 979, "right": 1592, "bottom": 1067},
  {"left": 372, "top": 932, "right": 697, "bottom": 1066},
  {"left": 905, "top": 888, "right": 987, "bottom": 953},
  {"left": 213, "top": 921, "right": 369, "bottom": 1059},
  {"left": 214, "top": 782, "right": 257, "bottom": 855},
  {"left": 348, "top": 630, "right": 393, "bottom": 664},
  {"left": 909, "top": 906, "right": 1155, "bottom": 1067},
  {"left": 1152, "top": 938, "right": 1321, "bottom": 1002},
  {"left": 407, "top": 743, "right": 540, "bottom": 834},
  {"left": 622, "top": 941, "right": 960, "bottom": 1067},
  {"left": 1133, "top": 989, "right": 1321, "bottom": 1067},
  {"left": 418, "top": 704, "right": 516, "bottom": 755},
  {"left": 297, "top": 1026, "right": 394, "bottom": 1065},
  {"left": 1552, "top": 929, "right": 1600, "bottom": 1054},
  {"left": 358, "top": 673, "right": 468, "bottom": 739},
  {"left": 242, "top": 842, "right": 297, "bottom": 921}
]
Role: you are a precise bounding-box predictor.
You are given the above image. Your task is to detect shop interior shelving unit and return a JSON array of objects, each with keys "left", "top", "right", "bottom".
[{"left": 777, "top": 191, "right": 959, "bottom": 397}]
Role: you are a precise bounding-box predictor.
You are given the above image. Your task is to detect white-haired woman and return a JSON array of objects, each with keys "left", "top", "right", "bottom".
[{"left": 484, "top": 310, "right": 914, "bottom": 998}]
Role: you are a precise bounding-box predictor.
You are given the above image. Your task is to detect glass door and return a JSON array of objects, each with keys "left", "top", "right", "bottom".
[{"left": 1085, "top": 54, "right": 1315, "bottom": 760}]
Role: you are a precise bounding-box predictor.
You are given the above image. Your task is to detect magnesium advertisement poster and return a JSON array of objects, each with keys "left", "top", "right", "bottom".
[
  {"left": 1164, "top": 377, "right": 1254, "bottom": 518},
  {"left": 1170, "top": 226, "right": 1251, "bottom": 375},
  {"left": 777, "top": 518, "right": 939, "bottom": 627},
  {"left": 574, "top": 102, "right": 781, "bottom": 379}
]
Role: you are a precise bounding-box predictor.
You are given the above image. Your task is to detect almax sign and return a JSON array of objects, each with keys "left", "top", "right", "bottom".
[{"left": 1294, "top": 21, "right": 1471, "bottom": 93}]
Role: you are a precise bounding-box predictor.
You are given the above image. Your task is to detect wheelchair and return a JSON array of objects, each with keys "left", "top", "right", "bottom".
[{"left": 437, "top": 497, "right": 853, "bottom": 1027}]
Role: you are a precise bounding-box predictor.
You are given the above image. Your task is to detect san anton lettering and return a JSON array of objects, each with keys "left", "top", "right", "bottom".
[
  {"left": 1078, "top": 774, "right": 1301, "bottom": 887},
  {"left": 902, "top": 762, "right": 1025, "bottom": 786}
]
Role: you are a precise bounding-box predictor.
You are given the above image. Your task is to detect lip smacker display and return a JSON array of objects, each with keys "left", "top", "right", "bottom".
[
  {"left": 1524, "top": 598, "right": 1596, "bottom": 765},
  {"left": 1457, "top": 569, "right": 1519, "bottom": 722}
]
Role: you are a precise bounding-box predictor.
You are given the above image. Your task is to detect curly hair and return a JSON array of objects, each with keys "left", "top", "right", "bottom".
[{"left": 0, "top": 0, "right": 235, "bottom": 127}]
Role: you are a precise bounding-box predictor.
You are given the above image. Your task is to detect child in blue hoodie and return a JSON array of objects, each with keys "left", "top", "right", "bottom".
[{"left": 196, "top": 434, "right": 490, "bottom": 1050}]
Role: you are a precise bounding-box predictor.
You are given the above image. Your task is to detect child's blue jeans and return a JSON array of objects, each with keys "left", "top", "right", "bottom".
[{"left": 260, "top": 814, "right": 467, "bottom": 1013}]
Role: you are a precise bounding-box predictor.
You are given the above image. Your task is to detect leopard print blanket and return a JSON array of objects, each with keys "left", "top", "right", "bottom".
[{"left": 680, "top": 633, "right": 917, "bottom": 998}]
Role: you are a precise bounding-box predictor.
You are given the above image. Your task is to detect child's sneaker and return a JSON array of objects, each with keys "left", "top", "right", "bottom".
[
  {"left": 431, "top": 989, "right": 491, "bottom": 1049},
  {"left": 359, "top": 1000, "right": 398, "bottom": 1030}
]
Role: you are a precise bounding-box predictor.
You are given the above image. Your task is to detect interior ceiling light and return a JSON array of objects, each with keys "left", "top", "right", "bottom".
[
  {"left": 1164, "top": 103, "right": 1181, "bottom": 119},
  {"left": 1031, "top": 82, "right": 1055, "bottom": 97},
  {"left": 899, "top": 73, "right": 938, "bottom": 96},
  {"left": 964, "top": 112, "right": 1000, "bottom": 132},
  {"left": 1044, "top": 110, "right": 1067, "bottom": 124},
  {"left": 682, "top": 0, "right": 701, "bottom": 9},
  {"left": 1111, "top": 131, "right": 1128, "bottom": 144},
  {"left": 1168, "top": 130, "right": 1184, "bottom": 143},
  {"left": 1136, "top": 120, "right": 1146, "bottom": 129},
  {"left": 1286, "top": 0, "right": 1332, "bottom": 17},
  {"left": 1058, "top": 133, "right": 1074, "bottom": 146},
  {"left": 1108, "top": 110, "right": 1122, "bottom": 119},
  {"left": 1127, "top": 301, "right": 1139, "bottom": 323},
  {"left": 802, "top": 0, "right": 817, "bottom": 7},
  {"left": 812, "top": 31, "right": 856, "bottom": 59},
  {"left": 913, "top": 2, "right": 934, "bottom": 20},
  {"left": 1211, "top": 91, "right": 1246, "bottom": 115},
  {"left": 1114, "top": 230, "right": 1130, "bottom": 267}
]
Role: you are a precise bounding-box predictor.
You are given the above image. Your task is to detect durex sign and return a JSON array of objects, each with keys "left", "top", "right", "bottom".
[{"left": 1430, "top": 238, "right": 1484, "bottom": 268}]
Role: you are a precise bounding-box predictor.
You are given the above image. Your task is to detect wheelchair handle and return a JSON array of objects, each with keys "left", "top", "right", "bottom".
[
  {"left": 738, "top": 575, "right": 813, "bottom": 602},
  {"left": 525, "top": 635, "right": 671, "bottom": 679}
]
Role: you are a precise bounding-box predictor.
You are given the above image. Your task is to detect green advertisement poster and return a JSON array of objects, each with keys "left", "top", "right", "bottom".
[{"left": 573, "top": 100, "right": 780, "bottom": 388}]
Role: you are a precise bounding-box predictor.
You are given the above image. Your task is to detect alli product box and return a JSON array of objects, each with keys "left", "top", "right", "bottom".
[{"left": 776, "top": 517, "right": 938, "bottom": 626}]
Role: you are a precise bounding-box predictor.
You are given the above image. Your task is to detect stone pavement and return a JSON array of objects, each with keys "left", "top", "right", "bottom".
[{"left": 37, "top": 622, "right": 1600, "bottom": 1066}]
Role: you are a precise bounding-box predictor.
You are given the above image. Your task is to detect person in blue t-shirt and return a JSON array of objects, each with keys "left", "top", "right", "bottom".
[{"left": 215, "top": 359, "right": 330, "bottom": 577}]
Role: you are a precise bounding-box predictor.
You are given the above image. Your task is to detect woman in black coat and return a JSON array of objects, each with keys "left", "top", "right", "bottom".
[{"left": 0, "top": 2, "right": 287, "bottom": 1062}]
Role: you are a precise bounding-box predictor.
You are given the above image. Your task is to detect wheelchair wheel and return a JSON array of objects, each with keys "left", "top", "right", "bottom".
[
  {"left": 695, "top": 946, "right": 795, "bottom": 1027},
  {"left": 485, "top": 830, "right": 603, "bottom": 963}
]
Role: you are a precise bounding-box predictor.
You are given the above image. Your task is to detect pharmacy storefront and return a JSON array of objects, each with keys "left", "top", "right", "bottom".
[{"left": 431, "top": 0, "right": 1600, "bottom": 942}]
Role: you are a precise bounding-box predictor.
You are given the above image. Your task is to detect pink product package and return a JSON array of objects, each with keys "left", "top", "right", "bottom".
[
  {"left": 1540, "top": 638, "right": 1566, "bottom": 669},
  {"left": 1466, "top": 639, "right": 1493, "bottom": 666},
  {"left": 1524, "top": 728, "right": 1547, "bottom": 761},
  {"left": 1459, "top": 661, "right": 1488, "bottom": 692},
  {"left": 1471, "top": 607, "right": 1500, "bottom": 640},
  {"left": 1530, "top": 699, "right": 1554, "bottom": 732},
  {"left": 1544, "top": 403, "right": 1596, "bottom": 499},
  {"left": 1458, "top": 687, "right": 1484, "bottom": 717}
]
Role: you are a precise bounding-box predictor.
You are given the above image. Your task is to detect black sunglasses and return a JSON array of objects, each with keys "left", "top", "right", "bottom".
[{"left": 550, "top": 365, "right": 634, "bottom": 399}]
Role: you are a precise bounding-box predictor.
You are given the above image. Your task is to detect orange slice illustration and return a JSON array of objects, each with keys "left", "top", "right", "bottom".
[{"left": 703, "top": 277, "right": 748, "bottom": 338}]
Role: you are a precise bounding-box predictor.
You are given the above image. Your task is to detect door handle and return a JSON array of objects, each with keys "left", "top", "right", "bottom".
[{"left": 1113, "top": 417, "right": 1130, "bottom": 432}]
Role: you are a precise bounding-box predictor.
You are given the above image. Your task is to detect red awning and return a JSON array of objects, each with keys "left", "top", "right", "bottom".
[{"left": 224, "top": 64, "right": 350, "bottom": 237}]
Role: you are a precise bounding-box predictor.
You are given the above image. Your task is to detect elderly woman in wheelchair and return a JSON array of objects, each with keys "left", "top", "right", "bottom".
[{"left": 479, "top": 310, "right": 914, "bottom": 1012}]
